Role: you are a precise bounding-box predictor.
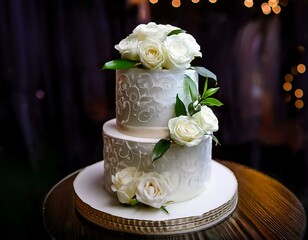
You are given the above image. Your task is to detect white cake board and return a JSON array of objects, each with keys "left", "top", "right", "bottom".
[{"left": 73, "top": 160, "right": 238, "bottom": 235}]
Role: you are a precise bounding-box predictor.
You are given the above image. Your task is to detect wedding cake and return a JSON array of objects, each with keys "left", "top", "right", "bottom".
[{"left": 102, "top": 22, "right": 222, "bottom": 212}]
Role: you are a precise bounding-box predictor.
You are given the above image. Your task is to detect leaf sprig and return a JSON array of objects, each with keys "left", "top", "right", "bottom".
[
  {"left": 151, "top": 139, "right": 171, "bottom": 162},
  {"left": 102, "top": 59, "right": 141, "bottom": 70},
  {"left": 186, "top": 67, "right": 223, "bottom": 116},
  {"left": 124, "top": 197, "right": 169, "bottom": 214},
  {"left": 152, "top": 66, "right": 223, "bottom": 162}
]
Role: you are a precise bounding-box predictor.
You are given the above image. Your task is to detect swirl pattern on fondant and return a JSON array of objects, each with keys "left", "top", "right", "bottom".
[
  {"left": 115, "top": 69, "right": 197, "bottom": 138},
  {"left": 103, "top": 119, "right": 212, "bottom": 202}
]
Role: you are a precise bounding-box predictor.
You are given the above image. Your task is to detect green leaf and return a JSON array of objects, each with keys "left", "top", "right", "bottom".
[
  {"left": 160, "top": 205, "right": 169, "bottom": 214},
  {"left": 102, "top": 59, "right": 140, "bottom": 70},
  {"left": 152, "top": 139, "right": 171, "bottom": 162},
  {"left": 184, "top": 74, "right": 198, "bottom": 102},
  {"left": 175, "top": 94, "right": 187, "bottom": 117},
  {"left": 202, "top": 87, "right": 220, "bottom": 99},
  {"left": 203, "top": 78, "right": 208, "bottom": 95},
  {"left": 128, "top": 197, "right": 139, "bottom": 206},
  {"left": 200, "top": 98, "right": 223, "bottom": 107},
  {"left": 194, "top": 66, "right": 217, "bottom": 81},
  {"left": 167, "top": 29, "right": 185, "bottom": 36},
  {"left": 211, "top": 135, "right": 220, "bottom": 146},
  {"left": 188, "top": 102, "right": 201, "bottom": 116}
]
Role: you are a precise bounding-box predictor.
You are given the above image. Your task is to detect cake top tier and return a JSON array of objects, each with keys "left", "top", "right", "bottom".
[
  {"left": 102, "top": 22, "right": 222, "bottom": 147},
  {"left": 115, "top": 68, "right": 198, "bottom": 138}
]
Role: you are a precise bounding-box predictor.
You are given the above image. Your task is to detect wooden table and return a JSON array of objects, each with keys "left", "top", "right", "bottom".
[{"left": 42, "top": 160, "right": 307, "bottom": 239}]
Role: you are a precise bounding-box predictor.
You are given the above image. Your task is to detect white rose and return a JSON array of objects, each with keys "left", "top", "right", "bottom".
[
  {"left": 111, "top": 167, "right": 142, "bottom": 192},
  {"left": 179, "top": 33, "right": 202, "bottom": 57},
  {"left": 116, "top": 181, "right": 137, "bottom": 204},
  {"left": 192, "top": 105, "right": 219, "bottom": 133},
  {"left": 138, "top": 40, "right": 165, "bottom": 69},
  {"left": 136, "top": 172, "right": 173, "bottom": 209},
  {"left": 115, "top": 35, "right": 139, "bottom": 61},
  {"left": 168, "top": 116, "right": 204, "bottom": 147},
  {"left": 154, "top": 23, "right": 180, "bottom": 40},
  {"left": 132, "top": 22, "right": 178, "bottom": 41},
  {"left": 163, "top": 33, "right": 202, "bottom": 70}
]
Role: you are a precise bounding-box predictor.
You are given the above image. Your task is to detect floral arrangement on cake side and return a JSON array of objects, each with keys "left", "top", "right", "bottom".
[{"left": 103, "top": 22, "right": 222, "bottom": 213}]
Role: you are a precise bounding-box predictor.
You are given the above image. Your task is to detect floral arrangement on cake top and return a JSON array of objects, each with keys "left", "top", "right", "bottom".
[
  {"left": 102, "top": 22, "right": 202, "bottom": 70},
  {"left": 102, "top": 22, "right": 223, "bottom": 213}
]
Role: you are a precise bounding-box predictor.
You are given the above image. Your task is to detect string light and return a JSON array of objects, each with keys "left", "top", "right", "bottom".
[
  {"left": 36, "top": 89, "right": 45, "bottom": 100},
  {"left": 268, "top": 0, "right": 278, "bottom": 8},
  {"left": 297, "top": 64, "right": 306, "bottom": 74},
  {"left": 295, "top": 89, "right": 304, "bottom": 98},
  {"left": 282, "top": 60, "right": 306, "bottom": 110},
  {"left": 284, "top": 73, "right": 293, "bottom": 82},
  {"left": 295, "top": 99, "right": 304, "bottom": 109},
  {"left": 261, "top": 2, "right": 271, "bottom": 15},
  {"left": 272, "top": 4, "right": 281, "bottom": 14},
  {"left": 280, "top": 0, "right": 288, "bottom": 7},
  {"left": 148, "top": 0, "right": 218, "bottom": 7},
  {"left": 149, "top": 0, "right": 286, "bottom": 14},
  {"left": 171, "top": 0, "right": 181, "bottom": 7},
  {"left": 241, "top": 0, "right": 287, "bottom": 15},
  {"left": 291, "top": 66, "right": 299, "bottom": 75},
  {"left": 283, "top": 82, "right": 292, "bottom": 91},
  {"left": 284, "top": 93, "right": 292, "bottom": 103},
  {"left": 244, "top": 0, "right": 254, "bottom": 8}
]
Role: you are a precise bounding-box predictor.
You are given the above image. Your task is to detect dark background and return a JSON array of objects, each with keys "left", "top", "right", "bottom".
[{"left": 0, "top": 0, "right": 308, "bottom": 239}]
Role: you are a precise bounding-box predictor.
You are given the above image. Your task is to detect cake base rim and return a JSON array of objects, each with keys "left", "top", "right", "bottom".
[{"left": 73, "top": 160, "right": 238, "bottom": 235}]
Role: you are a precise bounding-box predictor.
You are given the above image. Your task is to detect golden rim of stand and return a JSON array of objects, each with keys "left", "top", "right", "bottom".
[{"left": 73, "top": 190, "right": 238, "bottom": 235}]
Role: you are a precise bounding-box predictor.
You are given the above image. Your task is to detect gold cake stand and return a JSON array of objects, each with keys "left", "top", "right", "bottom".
[{"left": 73, "top": 160, "right": 238, "bottom": 235}]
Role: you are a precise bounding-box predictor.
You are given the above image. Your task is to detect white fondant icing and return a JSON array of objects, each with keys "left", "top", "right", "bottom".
[
  {"left": 103, "top": 119, "right": 212, "bottom": 203},
  {"left": 115, "top": 68, "right": 198, "bottom": 139}
]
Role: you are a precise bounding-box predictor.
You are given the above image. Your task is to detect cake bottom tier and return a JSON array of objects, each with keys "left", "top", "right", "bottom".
[
  {"left": 73, "top": 160, "right": 238, "bottom": 235},
  {"left": 103, "top": 119, "right": 212, "bottom": 203}
]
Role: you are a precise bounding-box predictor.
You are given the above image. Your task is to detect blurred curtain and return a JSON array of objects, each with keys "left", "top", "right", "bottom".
[
  {"left": 225, "top": 16, "right": 284, "bottom": 145},
  {"left": 0, "top": 0, "right": 138, "bottom": 171}
]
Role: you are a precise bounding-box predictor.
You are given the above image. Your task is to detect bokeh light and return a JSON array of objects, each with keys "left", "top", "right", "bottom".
[
  {"left": 152, "top": 0, "right": 284, "bottom": 13},
  {"left": 36, "top": 89, "right": 45, "bottom": 100},
  {"left": 261, "top": 2, "right": 271, "bottom": 15},
  {"left": 284, "top": 93, "right": 292, "bottom": 102},
  {"left": 295, "top": 99, "right": 304, "bottom": 109},
  {"left": 172, "top": 0, "right": 181, "bottom": 7},
  {"left": 272, "top": 5, "right": 281, "bottom": 14},
  {"left": 297, "top": 64, "right": 306, "bottom": 74},
  {"left": 244, "top": 0, "right": 254, "bottom": 8},
  {"left": 284, "top": 73, "right": 293, "bottom": 82},
  {"left": 295, "top": 89, "right": 304, "bottom": 98},
  {"left": 283, "top": 82, "right": 292, "bottom": 91},
  {"left": 291, "top": 66, "right": 299, "bottom": 75}
]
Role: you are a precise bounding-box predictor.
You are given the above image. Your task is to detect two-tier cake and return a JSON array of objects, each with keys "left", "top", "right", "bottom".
[
  {"left": 73, "top": 22, "right": 237, "bottom": 235},
  {"left": 102, "top": 22, "right": 222, "bottom": 211}
]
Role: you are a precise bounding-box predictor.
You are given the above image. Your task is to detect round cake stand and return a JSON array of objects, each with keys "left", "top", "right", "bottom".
[{"left": 73, "top": 160, "right": 238, "bottom": 235}]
